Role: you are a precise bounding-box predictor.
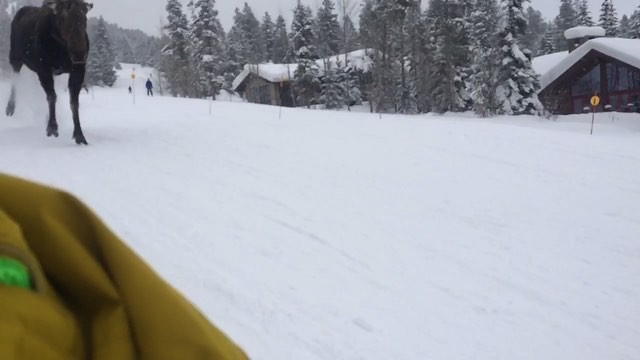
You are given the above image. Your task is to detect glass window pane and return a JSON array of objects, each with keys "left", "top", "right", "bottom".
[
  {"left": 571, "top": 65, "right": 600, "bottom": 96},
  {"left": 619, "top": 66, "right": 629, "bottom": 91}
]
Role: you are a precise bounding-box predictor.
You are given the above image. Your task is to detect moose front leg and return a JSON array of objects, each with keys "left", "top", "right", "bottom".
[
  {"left": 69, "top": 67, "right": 87, "bottom": 145},
  {"left": 37, "top": 71, "right": 58, "bottom": 137}
]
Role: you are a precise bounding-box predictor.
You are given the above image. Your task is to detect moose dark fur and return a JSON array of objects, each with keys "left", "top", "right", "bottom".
[{"left": 5, "top": 0, "right": 93, "bottom": 145}]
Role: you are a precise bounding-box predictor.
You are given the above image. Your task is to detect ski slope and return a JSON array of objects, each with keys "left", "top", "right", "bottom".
[{"left": 1, "top": 70, "right": 639, "bottom": 360}]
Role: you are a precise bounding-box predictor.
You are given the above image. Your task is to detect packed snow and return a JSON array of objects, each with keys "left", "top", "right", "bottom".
[
  {"left": 1, "top": 68, "right": 639, "bottom": 360},
  {"left": 116, "top": 63, "right": 160, "bottom": 89},
  {"left": 564, "top": 26, "right": 606, "bottom": 40}
]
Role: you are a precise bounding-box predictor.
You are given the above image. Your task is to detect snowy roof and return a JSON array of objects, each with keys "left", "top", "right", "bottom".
[
  {"left": 245, "top": 63, "right": 299, "bottom": 83},
  {"left": 230, "top": 64, "right": 298, "bottom": 91},
  {"left": 318, "top": 50, "right": 377, "bottom": 72},
  {"left": 232, "top": 49, "right": 377, "bottom": 91},
  {"left": 564, "top": 26, "right": 606, "bottom": 40},
  {"left": 532, "top": 51, "right": 568, "bottom": 76},
  {"left": 231, "top": 69, "right": 251, "bottom": 91},
  {"left": 538, "top": 38, "right": 640, "bottom": 91}
]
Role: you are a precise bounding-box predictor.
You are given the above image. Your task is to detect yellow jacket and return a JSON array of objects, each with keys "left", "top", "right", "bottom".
[{"left": 0, "top": 174, "right": 248, "bottom": 359}]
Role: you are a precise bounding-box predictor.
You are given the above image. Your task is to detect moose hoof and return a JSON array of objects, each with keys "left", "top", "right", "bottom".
[
  {"left": 74, "top": 134, "right": 88, "bottom": 145},
  {"left": 46, "top": 128, "right": 58, "bottom": 137},
  {"left": 5, "top": 103, "right": 15, "bottom": 116}
]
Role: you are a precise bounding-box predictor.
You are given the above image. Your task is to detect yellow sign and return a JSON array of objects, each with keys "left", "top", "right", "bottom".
[
  {"left": 590, "top": 95, "right": 600, "bottom": 107},
  {"left": 131, "top": 73, "right": 136, "bottom": 80}
]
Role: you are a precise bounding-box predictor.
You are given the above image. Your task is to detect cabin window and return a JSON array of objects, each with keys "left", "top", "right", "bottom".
[
  {"left": 564, "top": 61, "right": 640, "bottom": 114},
  {"left": 631, "top": 70, "right": 640, "bottom": 89},
  {"left": 606, "top": 63, "right": 640, "bottom": 92},
  {"left": 573, "top": 97, "right": 585, "bottom": 114},
  {"left": 571, "top": 65, "right": 600, "bottom": 97},
  {"left": 609, "top": 95, "right": 617, "bottom": 108}
]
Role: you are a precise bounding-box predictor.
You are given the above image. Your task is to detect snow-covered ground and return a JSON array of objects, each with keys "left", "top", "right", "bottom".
[{"left": 1, "top": 69, "right": 639, "bottom": 360}]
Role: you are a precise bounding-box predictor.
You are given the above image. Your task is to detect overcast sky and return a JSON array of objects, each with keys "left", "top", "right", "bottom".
[{"left": 90, "top": 0, "right": 637, "bottom": 36}]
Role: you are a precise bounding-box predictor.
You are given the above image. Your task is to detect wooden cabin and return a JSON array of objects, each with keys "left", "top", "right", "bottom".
[
  {"left": 534, "top": 27, "right": 640, "bottom": 115},
  {"left": 232, "top": 65, "right": 296, "bottom": 107},
  {"left": 231, "top": 49, "right": 377, "bottom": 108}
]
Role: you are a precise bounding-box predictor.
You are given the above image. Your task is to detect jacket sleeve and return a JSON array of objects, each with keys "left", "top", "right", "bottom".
[{"left": 0, "top": 174, "right": 249, "bottom": 360}]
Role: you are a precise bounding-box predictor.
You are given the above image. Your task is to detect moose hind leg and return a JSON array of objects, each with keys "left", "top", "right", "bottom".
[
  {"left": 5, "top": 85, "right": 16, "bottom": 116},
  {"left": 5, "top": 69, "right": 21, "bottom": 116},
  {"left": 38, "top": 72, "right": 58, "bottom": 137}
]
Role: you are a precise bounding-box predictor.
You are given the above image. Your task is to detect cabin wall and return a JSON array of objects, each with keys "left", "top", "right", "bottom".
[{"left": 244, "top": 76, "right": 284, "bottom": 106}]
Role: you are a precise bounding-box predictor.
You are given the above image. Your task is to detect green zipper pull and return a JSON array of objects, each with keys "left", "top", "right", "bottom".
[{"left": 0, "top": 256, "right": 32, "bottom": 289}]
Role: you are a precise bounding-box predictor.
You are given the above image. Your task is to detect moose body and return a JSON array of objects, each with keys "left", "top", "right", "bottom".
[{"left": 5, "top": 0, "right": 93, "bottom": 145}]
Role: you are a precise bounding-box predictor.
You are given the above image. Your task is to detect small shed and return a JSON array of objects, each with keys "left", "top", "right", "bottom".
[
  {"left": 231, "top": 49, "right": 377, "bottom": 107},
  {"left": 232, "top": 63, "right": 298, "bottom": 107}
]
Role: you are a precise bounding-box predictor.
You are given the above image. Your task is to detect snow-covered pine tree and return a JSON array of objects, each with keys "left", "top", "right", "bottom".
[
  {"left": 138, "top": 38, "right": 160, "bottom": 68},
  {"left": 630, "top": 6, "right": 640, "bottom": 39},
  {"left": 120, "top": 41, "right": 135, "bottom": 64},
  {"left": 335, "top": 4, "right": 359, "bottom": 110},
  {"left": 341, "top": 15, "right": 360, "bottom": 53},
  {"left": 553, "top": 0, "right": 578, "bottom": 51},
  {"left": 618, "top": 15, "right": 630, "bottom": 38},
  {"left": 162, "top": 0, "right": 192, "bottom": 96},
  {"left": 186, "top": 0, "right": 196, "bottom": 21},
  {"left": 240, "top": 2, "right": 266, "bottom": 64},
  {"left": 226, "top": 8, "right": 247, "bottom": 77},
  {"left": 154, "top": 36, "right": 170, "bottom": 94},
  {"left": 359, "top": 0, "right": 419, "bottom": 113},
  {"left": 261, "top": 12, "right": 276, "bottom": 63},
  {"left": 576, "top": 0, "right": 594, "bottom": 26},
  {"left": 87, "top": 16, "right": 117, "bottom": 87},
  {"left": 598, "top": 0, "right": 618, "bottom": 37},
  {"left": 337, "top": 0, "right": 361, "bottom": 55},
  {"left": 519, "top": 7, "right": 546, "bottom": 57},
  {"left": 539, "top": 26, "right": 557, "bottom": 55},
  {"left": 185, "top": 0, "right": 200, "bottom": 96},
  {"left": 291, "top": 0, "right": 318, "bottom": 60},
  {"left": 190, "top": 0, "right": 225, "bottom": 99},
  {"left": 427, "top": 0, "right": 472, "bottom": 113},
  {"left": 316, "top": 0, "right": 341, "bottom": 58},
  {"left": 317, "top": 0, "right": 344, "bottom": 108},
  {"left": 334, "top": 0, "right": 360, "bottom": 110},
  {"left": 342, "top": 65, "right": 362, "bottom": 106},
  {"left": 0, "top": 0, "right": 11, "bottom": 76},
  {"left": 415, "top": 9, "right": 435, "bottom": 113},
  {"left": 294, "top": 57, "right": 322, "bottom": 107},
  {"left": 85, "top": 52, "right": 101, "bottom": 87},
  {"left": 359, "top": 0, "right": 400, "bottom": 112},
  {"left": 496, "top": 0, "right": 542, "bottom": 115},
  {"left": 357, "top": 3, "right": 375, "bottom": 55},
  {"left": 469, "top": 0, "right": 501, "bottom": 117},
  {"left": 321, "top": 65, "right": 346, "bottom": 109},
  {"left": 272, "top": 15, "right": 291, "bottom": 63},
  {"left": 358, "top": 0, "right": 379, "bottom": 111},
  {"left": 394, "top": 0, "right": 419, "bottom": 114},
  {"left": 292, "top": 0, "right": 321, "bottom": 107}
]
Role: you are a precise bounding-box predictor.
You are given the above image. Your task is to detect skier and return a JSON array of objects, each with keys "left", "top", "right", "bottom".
[
  {"left": 146, "top": 78, "right": 153, "bottom": 96},
  {"left": 0, "top": 173, "right": 248, "bottom": 359}
]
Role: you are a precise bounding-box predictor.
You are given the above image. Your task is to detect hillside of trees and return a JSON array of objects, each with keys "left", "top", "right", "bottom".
[{"left": 1, "top": 0, "right": 640, "bottom": 116}]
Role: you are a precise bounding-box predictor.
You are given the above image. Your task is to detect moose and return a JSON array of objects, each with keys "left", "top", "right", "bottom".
[{"left": 5, "top": 0, "right": 93, "bottom": 145}]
